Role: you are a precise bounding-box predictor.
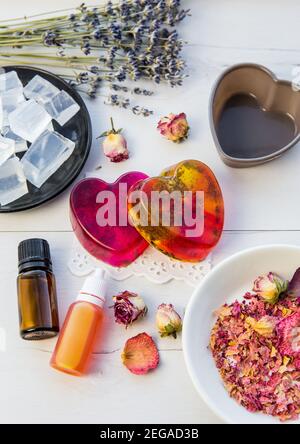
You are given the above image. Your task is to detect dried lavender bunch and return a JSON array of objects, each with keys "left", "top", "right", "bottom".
[{"left": 0, "top": 1, "right": 190, "bottom": 116}]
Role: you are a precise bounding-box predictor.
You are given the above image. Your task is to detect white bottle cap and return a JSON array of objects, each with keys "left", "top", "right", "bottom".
[{"left": 77, "top": 268, "right": 107, "bottom": 308}]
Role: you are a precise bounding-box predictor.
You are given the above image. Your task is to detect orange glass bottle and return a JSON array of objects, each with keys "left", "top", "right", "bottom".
[{"left": 50, "top": 269, "right": 106, "bottom": 376}]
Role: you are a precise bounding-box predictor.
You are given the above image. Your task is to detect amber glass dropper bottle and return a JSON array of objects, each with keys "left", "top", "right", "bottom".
[{"left": 17, "top": 239, "right": 59, "bottom": 340}]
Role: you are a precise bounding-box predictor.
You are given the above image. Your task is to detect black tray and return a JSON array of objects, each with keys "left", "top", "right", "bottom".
[{"left": 0, "top": 65, "right": 92, "bottom": 213}]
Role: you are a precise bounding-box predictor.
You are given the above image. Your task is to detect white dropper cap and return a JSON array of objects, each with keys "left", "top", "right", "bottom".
[{"left": 77, "top": 268, "right": 107, "bottom": 308}]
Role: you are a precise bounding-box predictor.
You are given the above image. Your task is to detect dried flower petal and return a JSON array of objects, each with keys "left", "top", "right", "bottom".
[
  {"left": 246, "top": 316, "right": 277, "bottom": 337},
  {"left": 210, "top": 288, "right": 300, "bottom": 422},
  {"left": 122, "top": 333, "right": 159, "bottom": 375},
  {"left": 287, "top": 268, "right": 300, "bottom": 299},
  {"left": 277, "top": 312, "right": 300, "bottom": 357}
]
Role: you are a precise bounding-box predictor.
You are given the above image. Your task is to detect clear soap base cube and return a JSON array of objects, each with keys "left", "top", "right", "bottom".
[
  {"left": 21, "top": 130, "right": 75, "bottom": 188},
  {"left": 0, "top": 157, "right": 28, "bottom": 206}
]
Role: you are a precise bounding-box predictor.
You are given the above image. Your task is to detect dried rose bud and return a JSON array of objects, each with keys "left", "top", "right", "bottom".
[
  {"left": 156, "top": 303, "right": 182, "bottom": 338},
  {"left": 253, "top": 272, "right": 288, "bottom": 304},
  {"left": 157, "top": 112, "right": 189, "bottom": 143},
  {"left": 113, "top": 291, "right": 147, "bottom": 328},
  {"left": 99, "top": 118, "right": 129, "bottom": 162}
]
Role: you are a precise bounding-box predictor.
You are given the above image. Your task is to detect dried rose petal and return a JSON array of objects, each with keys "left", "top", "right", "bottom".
[
  {"left": 122, "top": 333, "right": 159, "bottom": 375},
  {"left": 246, "top": 316, "right": 277, "bottom": 337},
  {"left": 210, "top": 290, "right": 300, "bottom": 422},
  {"left": 294, "top": 358, "right": 300, "bottom": 370},
  {"left": 277, "top": 312, "right": 300, "bottom": 357},
  {"left": 287, "top": 268, "right": 300, "bottom": 299}
]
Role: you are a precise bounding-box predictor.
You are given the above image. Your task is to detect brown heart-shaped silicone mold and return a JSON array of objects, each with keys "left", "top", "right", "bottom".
[{"left": 210, "top": 63, "right": 300, "bottom": 167}]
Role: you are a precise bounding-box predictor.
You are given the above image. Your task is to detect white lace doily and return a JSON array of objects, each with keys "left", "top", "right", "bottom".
[{"left": 68, "top": 237, "right": 212, "bottom": 287}]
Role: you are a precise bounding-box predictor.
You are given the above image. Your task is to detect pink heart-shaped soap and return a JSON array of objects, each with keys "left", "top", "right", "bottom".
[{"left": 70, "top": 172, "right": 149, "bottom": 267}]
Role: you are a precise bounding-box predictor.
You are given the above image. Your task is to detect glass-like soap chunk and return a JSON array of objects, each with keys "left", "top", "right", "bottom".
[
  {"left": 21, "top": 129, "right": 75, "bottom": 188},
  {"left": 0, "top": 135, "right": 15, "bottom": 166},
  {"left": 44, "top": 90, "right": 80, "bottom": 125},
  {"left": 8, "top": 99, "right": 52, "bottom": 143},
  {"left": 0, "top": 157, "right": 28, "bottom": 206},
  {"left": 24, "top": 75, "right": 59, "bottom": 104},
  {"left": 3, "top": 128, "right": 27, "bottom": 153},
  {"left": 1, "top": 91, "right": 25, "bottom": 129},
  {"left": 0, "top": 71, "right": 23, "bottom": 95}
]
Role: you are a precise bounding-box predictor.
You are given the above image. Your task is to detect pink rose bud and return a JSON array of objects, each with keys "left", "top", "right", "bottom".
[
  {"left": 253, "top": 272, "right": 288, "bottom": 304},
  {"left": 99, "top": 118, "right": 129, "bottom": 162},
  {"left": 156, "top": 303, "right": 182, "bottom": 338},
  {"left": 157, "top": 112, "right": 189, "bottom": 143},
  {"left": 113, "top": 291, "right": 147, "bottom": 328}
]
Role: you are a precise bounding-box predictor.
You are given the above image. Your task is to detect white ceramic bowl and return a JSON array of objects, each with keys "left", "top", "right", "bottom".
[{"left": 183, "top": 244, "right": 300, "bottom": 424}]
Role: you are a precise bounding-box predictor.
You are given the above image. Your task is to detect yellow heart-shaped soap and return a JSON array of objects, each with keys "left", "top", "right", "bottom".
[{"left": 128, "top": 160, "right": 224, "bottom": 262}]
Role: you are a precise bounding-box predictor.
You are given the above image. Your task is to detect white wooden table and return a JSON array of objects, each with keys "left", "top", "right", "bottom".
[{"left": 1, "top": 0, "right": 300, "bottom": 424}]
